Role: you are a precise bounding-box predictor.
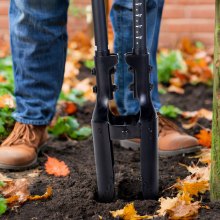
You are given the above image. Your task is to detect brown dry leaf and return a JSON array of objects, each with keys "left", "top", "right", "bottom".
[
  {"left": 182, "top": 117, "right": 198, "bottom": 129},
  {"left": 190, "top": 149, "right": 211, "bottom": 165},
  {"left": 181, "top": 109, "right": 212, "bottom": 121},
  {"left": 0, "top": 179, "right": 30, "bottom": 203},
  {"left": 195, "top": 129, "right": 212, "bottom": 148},
  {"left": 110, "top": 203, "right": 153, "bottom": 220},
  {"left": 180, "top": 163, "right": 210, "bottom": 181},
  {"left": 167, "top": 85, "right": 185, "bottom": 94},
  {"left": 0, "top": 173, "right": 12, "bottom": 182},
  {"left": 28, "top": 186, "right": 52, "bottom": 201},
  {"left": 45, "top": 156, "right": 70, "bottom": 177},
  {"left": 74, "top": 78, "right": 95, "bottom": 102},
  {"left": 181, "top": 109, "right": 212, "bottom": 130},
  {"left": 180, "top": 38, "right": 198, "bottom": 55},
  {"left": 158, "top": 196, "right": 200, "bottom": 219}
]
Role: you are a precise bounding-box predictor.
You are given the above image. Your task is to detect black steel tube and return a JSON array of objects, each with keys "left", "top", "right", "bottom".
[
  {"left": 133, "top": 0, "right": 147, "bottom": 54},
  {"left": 92, "top": 0, "right": 109, "bottom": 55}
]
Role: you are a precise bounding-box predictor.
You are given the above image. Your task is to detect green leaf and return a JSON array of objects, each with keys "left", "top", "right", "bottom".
[
  {"left": 48, "top": 116, "right": 79, "bottom": 137},
  {"left": 159, "top": 105, "right": 182, "bottom": 119},
  {"left": 0, "top": 182, "right": 5, "bottom": 187},
  {"left": 59, "top": 89, "right": 85, "bottom": 106},
  {"left": 0, "top": 107, "right": 14, "bottom": 138},
  {"left": 195, "top": 41, "right": 205, "bottom": 50},
  {"left": 158, "top": 87, "right": 167, "bottom": 95},
  {"left": 84, "top": 60, "right": 95, "bottom": 69},
  {"left": 157, "top": 50, "right": 187, "bottom": 83},
  {"left": 0, "top": 56, "right": 14, "bottom": 93},
  {"left": 70, "top": 127, "right": 92, "bottom": 140},
  {"left": 0, "top": 197, "right": 7, "bottom": 216}
]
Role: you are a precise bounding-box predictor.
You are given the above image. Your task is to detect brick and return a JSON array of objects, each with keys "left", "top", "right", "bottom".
[
  {"left": 161, "top": 19, "right": 214, "bottom": 33},
  {"left": 0, "top": 1, "right": 9, "bottom": 15},
  {"left": 0, "top": 0, "right": 216, "bottom": 48},
  {"left": 0, "top": 16, "right": 9, "bottom": 29},
  {"left": 166, "top": 0, "right": 215, "bottom": 5}
]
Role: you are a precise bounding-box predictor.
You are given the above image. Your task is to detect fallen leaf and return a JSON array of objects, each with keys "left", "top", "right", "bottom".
[
  {"left": 167, "top": 85, "right": 185, "bottom": 94},
  {"left": 174, "top": 179, "right": 209, "bottom": 197},
  {"left": 181, "top": 109, "right": 212, "bottom": 129},
  {"left": 180, "top": 163, "right": 210, "bottom": 181},
  {"left": 28, "top": 186, "right": 52, "bottom": 201},
  {"left": 0, "top": 173, "right": 11, "bottom": 182},
  {"left": 64, "top": 102, "right": 77, "bottom": 115},
  {"left": 110, "top": 203, "right": 153, "bottom": 220},
  {"left": 45, "top": 156, "right": 70, "bottom": 177},
  {"left": 190, "top": 149, "right": 211, "bottom": 164},
  {"left": 0, "top": 94, "right": 15, "bottom": 108},
  {"left": 0, "top": 179, "right": 29, "bottom": 203},
  {"left": 158, "top": 196, "right": 200, "bottom": 219},
  {"left": 195, "top": 129, "right": 212, "bottom": 148},
  {"left": 181, "top": 109, "right": 212, "bottom": 121}
]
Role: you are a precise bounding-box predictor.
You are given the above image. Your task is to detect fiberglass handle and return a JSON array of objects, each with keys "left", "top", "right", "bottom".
[{"left": 133, "top": 0, "right": 147, "bottom": 55}]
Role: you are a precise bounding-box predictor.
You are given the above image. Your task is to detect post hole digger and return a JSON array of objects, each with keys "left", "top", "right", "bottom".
[{"left": 91, "top": 0, "right": 158, "bottom": 202}]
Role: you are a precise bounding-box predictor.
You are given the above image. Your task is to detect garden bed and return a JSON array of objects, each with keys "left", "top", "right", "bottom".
[{"left": 0, "top": 83, "right": 216, "bottom": 220}]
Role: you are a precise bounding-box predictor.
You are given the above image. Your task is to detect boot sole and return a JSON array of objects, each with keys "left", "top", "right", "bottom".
[
  {"left": 119, "top": 140, "right": 202, "bottom": 157},
  {"left": 0, "top": 142, "right": 48, "bottom": 171}
]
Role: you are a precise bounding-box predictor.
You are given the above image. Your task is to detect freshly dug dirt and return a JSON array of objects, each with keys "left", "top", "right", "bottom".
[{"left": 1, "top": 84, "right": 215, "bottom": 220}]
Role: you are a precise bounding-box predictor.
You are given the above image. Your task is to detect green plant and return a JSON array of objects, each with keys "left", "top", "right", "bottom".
[
  {"left": 0, "top": 197, "right": 7, "bottom": 216},
  {"left": 157, "top": 50, "right": 187, "bottom": 83},
  {"left": 0, "top": 56, "right": 14, "bottom": 93},
  {"left": 159, "top": 105, "right": 182, "bottom": 119},
  {"left": 59, "top": 89, "right": 85, "bottom": 106},
  {"left": 68, "top": 0, "right": 86, "bottom": 17},
  {"left": 84, "top": 60, "right": 95, "bottom": 70},
  {"left": 48, "top": 116, "right": 91, "bottom": 140},
  {"left": 0, "top": 107, "right": 15, "bottom": 139}
]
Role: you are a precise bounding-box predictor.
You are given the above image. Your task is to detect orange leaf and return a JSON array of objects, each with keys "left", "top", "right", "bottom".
[
  {"left": 65, "top": 102, "right": 77, "bottom": 115},
  {"left": 45, "top": 156, "right": 70, "bottom": 177},
  {"left": 110, "top": 203, "right": 153, "bottom": 220},
  {"left": 0, "top": 94, "right": 15, "bottom": 108},
  {"left": 195, "top": 129, "right": 212, "bottom": 148},
  {"left": 28, "top": 186, "right": 52, "bottom": 201}
]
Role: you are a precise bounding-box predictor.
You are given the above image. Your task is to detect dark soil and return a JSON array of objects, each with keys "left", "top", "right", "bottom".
[{"left": 1, "top": 82, "right": 217, "bottom": 220}]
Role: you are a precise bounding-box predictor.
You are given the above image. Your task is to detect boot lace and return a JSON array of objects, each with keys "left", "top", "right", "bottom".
[
  {"left": 2, "top": 123, "right": 40, "bottom": 148},
  {"left": 158, "top": 113, "right": 183, "bottom": 136}
]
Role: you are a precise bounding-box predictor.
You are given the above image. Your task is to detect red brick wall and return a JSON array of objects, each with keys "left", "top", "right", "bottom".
[
  {"left": 161, "top": 0, "right": 215, "bottom": 48},
  {"left": 0, "top": 0, "right": 215, "bottom": 48}
]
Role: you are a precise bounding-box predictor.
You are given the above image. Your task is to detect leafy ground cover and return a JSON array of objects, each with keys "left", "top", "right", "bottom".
[
  {"left": 0, "top": 83, "right": 214, "bottom": 220},
  {"left": 0, "top": 35, "right": 216, "bottom": 219}
]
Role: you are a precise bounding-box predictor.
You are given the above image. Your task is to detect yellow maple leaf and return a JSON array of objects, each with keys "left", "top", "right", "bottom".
[
  {"left": 174, "top": 179, "right": 209, "bottom": 197},
  {"left": 110, "top": 203, "right": 153, "bottom": 220}
]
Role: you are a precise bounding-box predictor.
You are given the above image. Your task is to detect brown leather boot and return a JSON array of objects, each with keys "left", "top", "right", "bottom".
[
  {"left": 120, "top": 114, "right": 201, "bottom": 156},
  {"left": 0, "top": 122, "right": 48, "bottom": 170}
]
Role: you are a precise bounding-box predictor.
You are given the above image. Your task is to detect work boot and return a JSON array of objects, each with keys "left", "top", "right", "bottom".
[
  {"left": 0, "top": 122, "right": 48, "bottom": 170},
  {"left": 120, "top": 113, "right": 201, "bottom": 156}
]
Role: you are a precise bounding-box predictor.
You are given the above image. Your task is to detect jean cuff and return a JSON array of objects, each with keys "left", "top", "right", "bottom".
[{"left": 13, "top": 115, "right": 50, "bottom": 126}]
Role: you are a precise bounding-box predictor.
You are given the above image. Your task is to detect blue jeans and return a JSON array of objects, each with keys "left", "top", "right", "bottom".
[
  {"left": 10, "top": 0, "right": 69, "bottom": 125},
  {"left": 110, "top": 0, "right": 164, "bottom": 115},
  {"left": 9, "top": 0, "right": 163, "bottom": 125}
]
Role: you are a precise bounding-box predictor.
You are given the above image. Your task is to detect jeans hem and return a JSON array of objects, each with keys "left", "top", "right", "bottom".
[{"left": 14, "top": 117, "right": 50, "bottom": 126}]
